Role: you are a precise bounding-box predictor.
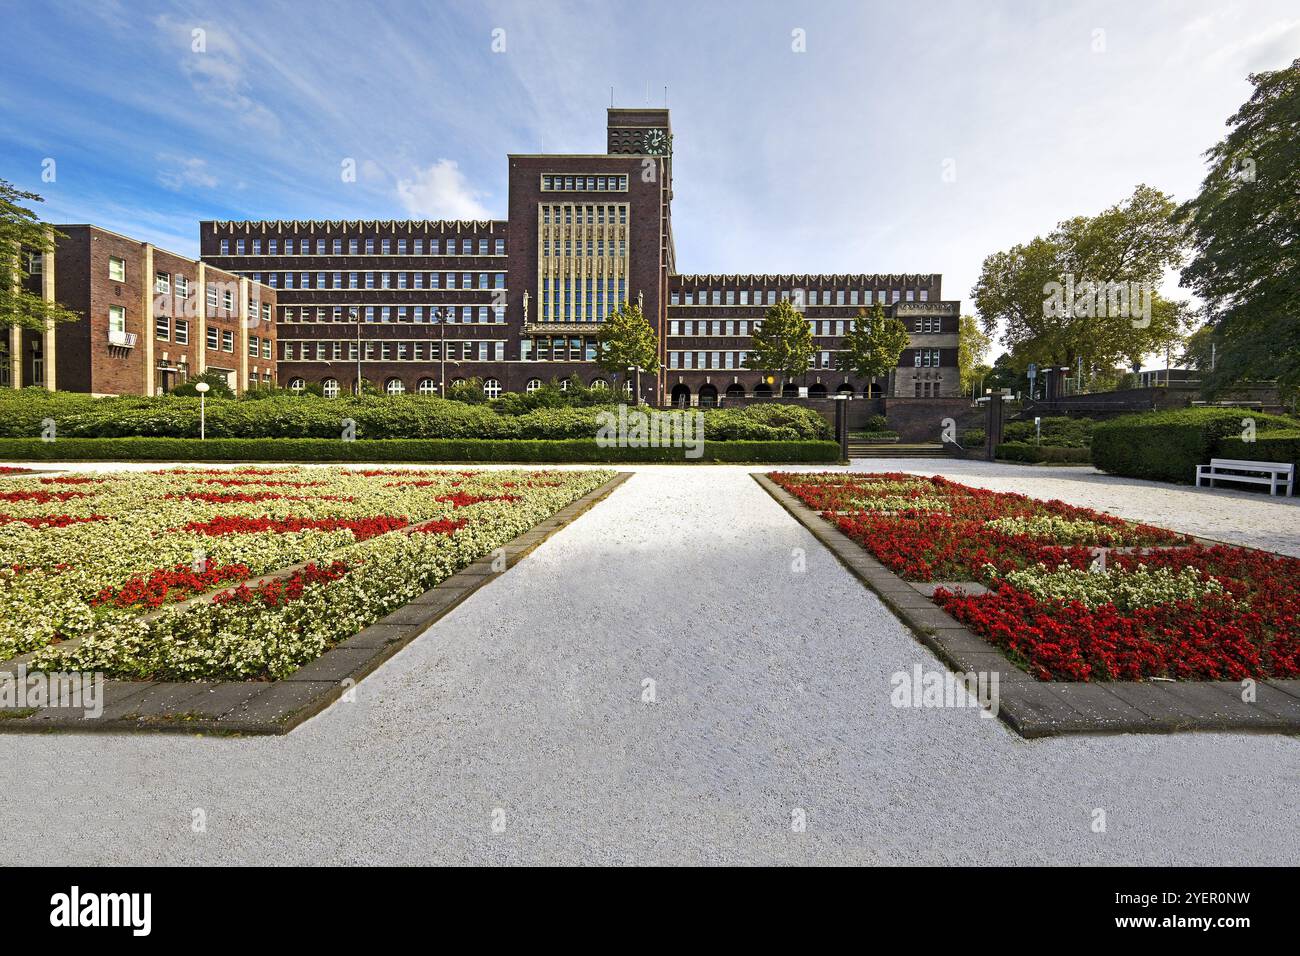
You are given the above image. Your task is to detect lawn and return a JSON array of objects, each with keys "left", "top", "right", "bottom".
[
  {"left": 0, "top": 466, "right": 612, "bottom": 681},
  {"left": 770, "top": 472, "right": 1300, "bottom": 682}
]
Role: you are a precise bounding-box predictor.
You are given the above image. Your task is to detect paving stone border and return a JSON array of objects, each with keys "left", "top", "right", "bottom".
[
  {"left": 0, "top": 472, "right": 632, "bottom": 737},
  {"left": 753, "top": 473, "right": 1300, "bottom": 738}
]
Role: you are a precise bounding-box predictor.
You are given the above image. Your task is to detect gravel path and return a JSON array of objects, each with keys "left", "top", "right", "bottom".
[{"left": 0, "top": 464, "right": 1296, "bottom": 865}]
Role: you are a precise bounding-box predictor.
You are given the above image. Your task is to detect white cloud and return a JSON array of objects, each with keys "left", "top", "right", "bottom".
[
  {"left": 154, "top": 15, "right": 280, "bottom": 135},
  {"left": 395, "top": 160, "right": 493, "bottom": 220},
  {"left": 156, "top": 155, "right": 218, "bottom": 191}
]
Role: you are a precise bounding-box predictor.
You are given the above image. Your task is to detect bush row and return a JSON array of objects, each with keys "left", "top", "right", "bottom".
[
  {"left": 1002, "top": 416, "right": 1095, "bottom": 448},
  {"left": 0, "top": 388, "right": 832, "bottom": 443},
  {"left": 0, "top": 437, "right": 842, "bottom": 464},
  {"left": 1214, "top": 429, "right": 1300, "bottom": 466},
  {"left": 1091, "top": 407, "right": 1300, "bottom": 483},
  {"left": 995, "top": 442, "right": 1092, "bottom": 464}
]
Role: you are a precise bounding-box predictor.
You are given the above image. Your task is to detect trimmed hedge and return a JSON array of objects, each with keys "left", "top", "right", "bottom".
[
  {"left": 1092, "top": 407, "right": 1300, "bottom": 483},
  {"left": 0, "top": 437, "right": 842, "bottom": 464},
  {"left": 0, "top": 388, "right": 832, "bottom": 443},
  {"left": 1214, "top": 429, "right": 1300, "bottom": 466},
  {"left": 1003, "top": 416, "right": 1094, "bottom": 448},
  {"left": 995, "top": 442, "right": 1092, "bottom": 464}
]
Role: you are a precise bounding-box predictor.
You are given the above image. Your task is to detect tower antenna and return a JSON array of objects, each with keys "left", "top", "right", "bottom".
[{"left": 610, "top": 86, "right": 614, "bottom": 108}]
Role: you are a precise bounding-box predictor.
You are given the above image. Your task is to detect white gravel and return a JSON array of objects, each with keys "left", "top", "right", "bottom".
[{"left": 0, "top": 462, "right": 1296, "bottom": 865}]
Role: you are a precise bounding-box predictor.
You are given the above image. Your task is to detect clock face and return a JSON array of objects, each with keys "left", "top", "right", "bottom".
[{"left": 644, "top": 128, "right": 670, "bottom": 155}]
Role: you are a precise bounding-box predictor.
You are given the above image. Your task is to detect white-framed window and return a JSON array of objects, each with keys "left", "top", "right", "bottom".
[
  {"left": 174, "top": 319, "right": 189, "bottom": 345},
  {"left": 108, "top": 305, "right": 127, "bottom": 338},
  {"left": 222, "top": 330, "right": 234, "bottom": 352},
  {"left": 483, "top": 377, "right": 502, "bottom": 399},
  {"left": 385, "top": 377, "right": 406, "bottom": 395},
  {"left": 155, "top": 272, "right": 170, "bottom": 294},
  {"left": 288, "top": 378, "right": 306, "bottom": 393},
  {"left": 525, "top": 378, "right": 542, "bottom": 393},
  {"left": 417, "top": 378, "right": 437, "bottom": 395},
  {"left": 108, "top": 257, "right": 126, "bottom": 282},
  {"left": 591, "top": 378, "right": 608, "bottom": 390},
  {"left": 322, "top": 378, "right": 340, "bottom": 398}
]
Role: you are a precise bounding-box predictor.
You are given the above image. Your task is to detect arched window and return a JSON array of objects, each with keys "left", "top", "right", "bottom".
[
  {"left": 483, "top": 377, "right": 502, "bottom": 399},
  {"left": 525, "top": 378, "right": 542, "bottom": 393},
  {"left": 417, "top": 378, "right": 437, "bottom": 395},
  {"left": 590, "top": 378, "right": 609, "bottom": 390},
  {"left": 385, "top": 377, "right": 406, "bottom": 395},
  {"left": 559, "top": 379, "right": 569, "bottom": 391},
  {"left": 725, "top": 382, "right": 746, "bottom": 399},
  {"left": 450, "top": 377, "right": 466, "bottom": 388},
  {"left": 288, "top": 378, "right": 305, "bottom": 393},
  {"left": 322, "top": 378, "right": 340, "bottom": 398},
  {"left": 697, "top": 384, "right": 719, "bottom": 407}
]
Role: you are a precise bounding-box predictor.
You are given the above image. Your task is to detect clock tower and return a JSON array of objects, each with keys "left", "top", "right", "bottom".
[{"left": 605, "top": 108, "right": 674, "bottom": 399}]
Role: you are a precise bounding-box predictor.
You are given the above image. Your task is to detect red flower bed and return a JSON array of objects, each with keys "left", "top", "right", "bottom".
[
  {"left": 39, "top": 476, "right": 104, "bottom": 485},
  {"left": 179, "top": 515, "right": 409, "bottom": 539},
  {"left": 211, "top": 560, "right": 351, "bottom": 608},
  {"left": 0, "top": 514, "right": 107, "bottom": 528},
  {"left": 771, "top": 471, "right": 1300, "bottom": 682},
  {"left": 92, "top": 562, "right": 253, "bottom": 609},
  {"left": 0, "top": 490, "right": 90, "bottom": 504},
  {"left": 165, "top": 491, "right": 358, "bottom": 505},
  {"left": 196, "top": 478, "right": 326, "bottom": 488},
  {"left": 0, "top": 467, "right": 33, "bottom": 474}
]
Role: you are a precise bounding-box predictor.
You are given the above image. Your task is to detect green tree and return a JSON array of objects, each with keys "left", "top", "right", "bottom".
[
  {"left": 957, "top": 314, "right": 993, "bottom": 394},
  {"left": 171, "top": 371, "right": 235, "bottom": 399},
  {"left": 837, "top": 305, "right": 908, "bottom": 382},
  {"left": 746, "top": 298, "right": 814, "bottom": 385},
  {"left": 596, "top": 302, "right": 660, "bottom": 374},
  {"left": 0, "top": 180, "right": 81, "bottom": 331},
  {"left": 1177, "top": 57, "right": 1300, "bottom": 396},
  {"left": 971, "top": 185, "right": 1187, "bottom": 377}
]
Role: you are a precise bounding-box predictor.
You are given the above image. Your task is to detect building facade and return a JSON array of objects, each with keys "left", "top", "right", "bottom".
[
  {"left": 9, "top": 225, "right": 277, "bottom": 396},
  {"left": 198, "top": 108, "right": 959, "bottom": 404}
]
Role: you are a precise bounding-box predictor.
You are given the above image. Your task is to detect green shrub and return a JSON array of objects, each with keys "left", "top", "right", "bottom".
[
  {"left": 863, "top": 413, "right": 888, "bottom": 432},
  {"left": 0, "top": 390, "right": 833, "bottom": 444},
  {"left": 996, "top": 442, "right": 1092, "bottom": 463},
  {"left": 1092, "top": 408, "right": 1300, "bottom": 483},
  {"left": 850, "top": 431, "right": 899, "bottom": 442},
  {"left": 961, "top": 428, "right": 986, "bottom": 447},
  {"left": 1003, "top": 416, "right": 1095, "bottom": 448},
  {"left": 1214, "top": 429, "right": 1300, "bottom": 466},
  {"left": 0, "top": 437, "right": 841, "bottom": 464}
]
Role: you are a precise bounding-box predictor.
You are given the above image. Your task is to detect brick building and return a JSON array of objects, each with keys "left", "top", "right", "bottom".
[
  {"left": 8, "top": 225, "right": 276, "bottom": 396},
  {"left": 198, "top": 108, "right": 959, "bottom": 404}
]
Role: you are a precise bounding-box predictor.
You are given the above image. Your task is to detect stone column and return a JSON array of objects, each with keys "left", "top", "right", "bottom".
[
  {"left": 237, "top": 276, "right": 250, "bottom": 394},
  {"left": 196, "top": 262, "right": 207, "bottom": 374}
]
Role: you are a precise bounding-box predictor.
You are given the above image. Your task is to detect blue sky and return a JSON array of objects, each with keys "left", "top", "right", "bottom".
[{"left": 2, "top": 0, "right": 1298, "bottom": 331}]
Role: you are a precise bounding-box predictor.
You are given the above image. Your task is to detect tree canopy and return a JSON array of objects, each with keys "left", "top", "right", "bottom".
[
  {"left": 595, "top": 301, "right": 661, "bottom": 379},
  {"left": 1177, "top": 57, "right": 1300, "bottom": 396},
  {"left": 836, "top": 305, "right": 909, "bottom": 381},
  {"left": 0, "top": 179, "right": 81, "bottom": 331},
  {"left": 970, "top": 185, "right": 1191, "bottom": 378},
  {"left": 746, "top": 298, "right": 814, "bottom": 382}
]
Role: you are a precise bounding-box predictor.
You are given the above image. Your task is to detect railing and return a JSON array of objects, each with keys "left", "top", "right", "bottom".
[{"left": 107, "top": 331, "right": 137, "bottom": 348}]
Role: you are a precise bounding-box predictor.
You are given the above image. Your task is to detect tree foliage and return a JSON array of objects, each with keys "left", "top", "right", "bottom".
[
  {"left": 836, "top": 305, "right": 909, "bottom": 380},
  {"left": 971, "top": 185, "right": 1190, "bottom": 377},
  {"left": 746, "top": 298, "right": 814, "bottom": 381},
  {"left": 1176, "top": 57, "right": 1300, "bottom": 396},
  {"left": 957, "top": 314, "right": 993, "bottom": 393},
  {"left": 595, "top": 301, "right": 660, "bottom": 378},
  {"left": 0, "top": 179, "right": 81, "bottom": 331}
]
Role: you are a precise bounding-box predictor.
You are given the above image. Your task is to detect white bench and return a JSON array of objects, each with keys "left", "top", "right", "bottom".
[{"left": 1195, "top": 458, "right": 1295, "bottom": 496}]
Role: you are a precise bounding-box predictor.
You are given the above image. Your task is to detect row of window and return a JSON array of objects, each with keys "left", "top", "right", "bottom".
[
  {"left": 670, "top": 288, "right": 928, "bottom": 306},
  {"left": 288, "top": 375, "right": 626, "bottom": 400},
  {"left": 541, "top": 205, "right": 629, "bottom": 226},
  {"left": 540, "top": 175, "right": 629, "bottom": 192},
  {"left": 113, "top": 259, "right": 269, "bottom": 315},
  {"left": 282, "top": 340, "right": 507, "bottom": 363},
  {"left": 540, "top": 238, "right": 627, "bottom": 258},
  {"left": 255, "top": 271, "right": 506, "bottom": 290},
  {"left": 668, "top": 318, "right": 948, "bottom": 338},
  {"left": 218, "top": 237, "right": 505, "bottom": 256},
  {"left": 539, "top": 278, "right": 625, "bottom": 322},
  {"left": 666, "top": 349, "right": 948, "bottom": 370},
  {"left": 281, "top": 305, "right": 505, "bottom": 324}
]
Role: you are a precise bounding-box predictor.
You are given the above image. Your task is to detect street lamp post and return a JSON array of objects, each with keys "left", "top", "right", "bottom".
[{"left": 194, "top": 381, "right": 210, "bottom": 440}]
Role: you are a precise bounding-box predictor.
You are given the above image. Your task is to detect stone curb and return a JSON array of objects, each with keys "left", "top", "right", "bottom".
[
  {"left": 0, "top": 471, "right": 632, "bottom": 737},
  {"left": 752, "top": 473, "right": 1300, "bottom": 739}
]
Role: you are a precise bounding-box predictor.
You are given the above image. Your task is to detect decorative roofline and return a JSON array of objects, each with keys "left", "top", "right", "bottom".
[
  {"left": 670, "top": 273, "right": 940, "bottom": 284},
  {"left": 202, "top": 219, "right": 506, "bottom": 233}
]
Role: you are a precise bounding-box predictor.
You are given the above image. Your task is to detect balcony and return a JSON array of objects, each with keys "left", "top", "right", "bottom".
[{"left": 107, "top": 330, "right": 138, "bottom": 349}]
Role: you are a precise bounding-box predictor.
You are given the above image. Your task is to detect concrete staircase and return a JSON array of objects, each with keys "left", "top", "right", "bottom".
[{"left": 847, "top": 441, "right": 954, "bottom": 459}]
